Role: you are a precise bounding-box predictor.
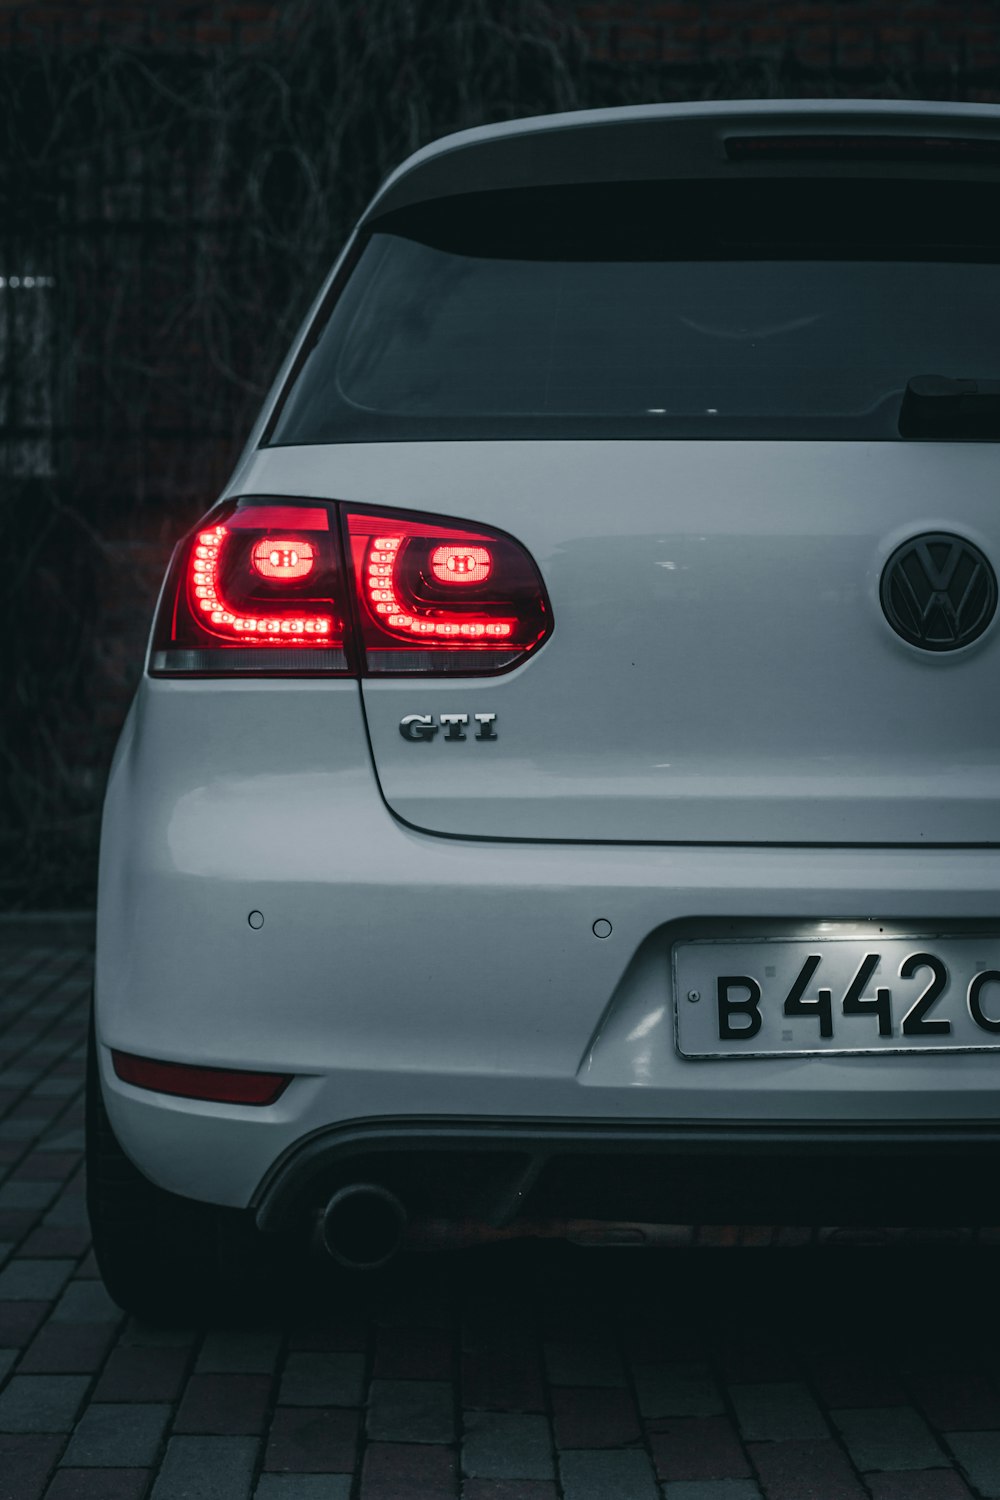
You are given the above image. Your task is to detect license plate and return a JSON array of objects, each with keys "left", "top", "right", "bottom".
[{"left": 673, "top": 934, "right": 1000, "bottom": 1058}]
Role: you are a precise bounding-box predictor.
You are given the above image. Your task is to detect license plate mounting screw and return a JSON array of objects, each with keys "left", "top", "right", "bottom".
[{"left": 687, "top": 989, "right": 701, "bottom": 1003}]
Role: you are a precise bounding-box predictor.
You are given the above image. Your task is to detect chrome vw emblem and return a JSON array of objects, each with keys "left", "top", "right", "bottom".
[{"left": 880, "top": 533, "right": 997, "bottom": 652}]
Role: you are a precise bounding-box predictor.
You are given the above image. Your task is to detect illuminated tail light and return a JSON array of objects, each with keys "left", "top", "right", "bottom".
[
  {"left": 150, "top": 499, "right": 552, "bottom": 677},
  {"left": 150, "top": 499, "right": 352, "bottom": 675},
  {"left": 111, "top": 1050, "right": 291, "bottom": 1106},
  {"left": 345, "top": 508, "right": 552, "bottom": 674}
]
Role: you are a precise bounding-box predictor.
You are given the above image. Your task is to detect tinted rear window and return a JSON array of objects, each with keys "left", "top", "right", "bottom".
[{"left": 269, "top": 179, "right": 1000, "bottom": 443}]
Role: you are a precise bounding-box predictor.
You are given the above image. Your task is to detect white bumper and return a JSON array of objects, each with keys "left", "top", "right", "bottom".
[{"left": 95, "top": 678, "right": 1000, "bottom": 1208}]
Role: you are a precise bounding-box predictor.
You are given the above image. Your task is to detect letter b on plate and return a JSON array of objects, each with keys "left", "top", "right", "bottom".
[{"left": 717, "top": 975, "right": 763, "bottom": 1040}]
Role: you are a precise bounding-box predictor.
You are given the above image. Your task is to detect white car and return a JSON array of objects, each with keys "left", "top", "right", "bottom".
[{"left": 89, "top": 97, "right": 1000, "bottom": 1317}]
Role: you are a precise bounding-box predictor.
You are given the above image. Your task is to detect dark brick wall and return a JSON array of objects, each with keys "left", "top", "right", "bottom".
[{"left": 0, "top": 1, "right": 992, "bottom": 77}]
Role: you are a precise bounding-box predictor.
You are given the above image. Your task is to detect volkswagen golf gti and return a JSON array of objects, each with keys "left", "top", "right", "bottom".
[{"left": 89, "top": 98, "right": 1000, "bottom": 1317}]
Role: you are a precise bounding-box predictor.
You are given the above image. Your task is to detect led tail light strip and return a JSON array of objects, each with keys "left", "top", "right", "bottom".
[
  {"left": 363, "top": 534, "right": 514, "bottom": 642},
  {"left": 191, "top": 526, "right": 334, "bottom": 643}
]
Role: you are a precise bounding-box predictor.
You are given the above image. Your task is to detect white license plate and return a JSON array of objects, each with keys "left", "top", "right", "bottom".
[{"left": 673, "top": 934, "right": 1000, "bottom": 1058}]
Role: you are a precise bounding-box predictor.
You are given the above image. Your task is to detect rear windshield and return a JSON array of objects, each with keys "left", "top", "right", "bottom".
[{"left": 269, "top": 179, "right": 1000, "bottom": 443}]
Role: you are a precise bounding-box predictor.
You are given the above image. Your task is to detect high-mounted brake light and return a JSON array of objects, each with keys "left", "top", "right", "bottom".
[
  {"left": 150, "top": 499, "right": 552, "bottom": 677},
  {"left": 150, "top": 498, "right": 351, "bottom": 675}
]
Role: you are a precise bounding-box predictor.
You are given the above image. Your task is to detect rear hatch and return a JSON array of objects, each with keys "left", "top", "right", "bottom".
[{"left": 262, "top": 110, "right": 1000, "bottom": 845}]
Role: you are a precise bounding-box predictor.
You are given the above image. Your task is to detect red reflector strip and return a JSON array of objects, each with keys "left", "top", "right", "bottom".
[{"left": 112, "top": 1050, "right": 291, "bottom": 1106}]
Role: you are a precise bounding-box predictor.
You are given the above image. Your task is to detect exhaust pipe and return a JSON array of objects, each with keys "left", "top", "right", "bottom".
[{"left": 319, "top": 1184, "right": 407, "bottom": 1270}]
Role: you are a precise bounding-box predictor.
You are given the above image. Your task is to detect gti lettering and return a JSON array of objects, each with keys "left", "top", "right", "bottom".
[{"left": 399, "top": 712, "right": 498, "bottom": 742}]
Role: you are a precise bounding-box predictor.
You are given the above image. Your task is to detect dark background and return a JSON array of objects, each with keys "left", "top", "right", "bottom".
[{"left": 2, "top": 0, "right": 998, "bottom": 909}]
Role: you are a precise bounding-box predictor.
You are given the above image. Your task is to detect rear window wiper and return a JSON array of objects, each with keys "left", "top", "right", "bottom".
[{"left": 899, "top": 375, "right": 1000, "bottom": 439}]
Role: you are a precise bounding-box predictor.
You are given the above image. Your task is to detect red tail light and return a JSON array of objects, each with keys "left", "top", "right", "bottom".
[
  {"left": 151, "top": 498, "right": 352, "bottom": 675},
  {"left": 150, "top": 499, "right": 552, "bottom": 677},
  {"left": 344, "top": 507, "right": 551, "bottom": 674}
]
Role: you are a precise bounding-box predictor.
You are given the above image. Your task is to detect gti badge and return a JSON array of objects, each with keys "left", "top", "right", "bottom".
[{"left": 399, "top": 713, "right": 497, "bottom": 742}]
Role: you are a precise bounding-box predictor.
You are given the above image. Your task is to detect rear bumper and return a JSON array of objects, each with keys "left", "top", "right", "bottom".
[
  {"left": 255, "top": 1117, "right": 1000, "bottom": 1231},
  {"left": 96, "top": 679, "right": 1000, "bottom": 1213}
]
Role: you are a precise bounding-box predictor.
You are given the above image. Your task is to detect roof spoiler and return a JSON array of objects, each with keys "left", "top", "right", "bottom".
[{"left": 363, "top": 101, "right": 1000, "bottom": 222}]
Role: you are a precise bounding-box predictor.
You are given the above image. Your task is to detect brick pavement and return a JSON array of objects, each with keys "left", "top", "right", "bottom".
[{"left": 2, "top": 920, "right": 1000, "bottom": 1499}]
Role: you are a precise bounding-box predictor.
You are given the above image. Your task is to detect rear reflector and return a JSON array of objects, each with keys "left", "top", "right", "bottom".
[
  {"left": 150, "top": 498, "right": 553, "bottom": 677},
  {"left": 111, "top": 1050, "right": 291, "bottom": 1106}
]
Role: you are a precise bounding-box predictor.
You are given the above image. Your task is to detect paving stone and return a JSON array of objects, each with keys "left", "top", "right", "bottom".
[
  {"left": 285, "top": 1307, "right": 367, "bottom": 1354},
  {"left": 0, "top": 1432, "right": 62, "bottom": 1500},
  {"left": 0, "top": 1182, "right": 58, "bottom": 1210},
  {"left": 462, "top": 1411, "right": 554, "bottom": 1480},
  {"left": 633, "top": 1362, "right": 724, "bottom": 1418},
  {"left": 175, "top": 1374, "right": 272, "bottom": 1435},
  {"left": 948, "top": 1432, "right": 1000, "bottom": 1497},
  {"left": 373, "top": 1324, "right": 454, "bottom": 1380},
  {"left": 32, "top": 1079, "right": 79, "bottom": 1097},
  {"left": 866, "top": 1472, "right": 976, "bottom": 1498},
  {"left": 94, "top": 1346, "right": 189, "bottom": 1401},
  {"left": 558, "top": 1448, "right": 660, "bottom": 1500},
  {"left": 0, "top": 1374, "right": 89, "bottom": 1432},
  {"left": 44, "top": 1469, "right": 152, "bottom": 1500},
  {"left": 662, "top": 1484, "right": 764, "bottom": 1500},
  {"left": 277, "top": 1351, "right": 365, "bottom": 1406},
  {"left": 366, "top": 1378, "right": 455, "bottom": 1443},
  {"left": 747, "top": 1438, "right": 868, "bottom": 1500},
  {"left": 151, "top": 1436, "right": 258, "bottom": 1499},
  {"left": 543, "top": 1341, "right": 624, "bottom": 1388},
  {"left": 120, "top": 1319, "right": 199, "bottom": 1350},
  {"left": 38, "top": 1131, "right": 84, "bottom": 1152},
  {"left": 0, "top": 1301, "right": 50, "bottom": 1347},
  {"left": 461, "top": 1484, "right": 559, "bottom": 1500},
  {"left": 462, "top": 1348, "right": 546, "bottom": 1412},
  {"left": 729, "top": 1381, "right": 829, "bottom": 1441},
  {"left": 50, "top": 1280, "right": 120, "bottom": 1324},
  {"left": 19, "top": 1226, "right": 90, "bottom": 1259},
  {"left": 41, "top": 1193, "right": 88, "bottom": 1230},
  {"left": 255, "top": 1478, "right": 351, "bottom": 1499},
  {"left": 61, "top": 1401, "right": 171, "bottom": 1466},
  {"left": 359, "top": 1440, "right": 457, "bottom": 1497},
  {"left": 0, "top": 1259, "right": 74, "bottom": 1301},
  {"left": 11, "top": 1153, "right": 79, "bottom": 1182},
  {"left": 20, "top": 1322, "right": 115, "bottom": 1374},
  {"left": 550, "top": 1385, "right": 641, "bottom": 1448},
  {"left": 264, "top": 1407, "right": 359, "bottom": 1472},
  {"left": 197, "top": 1328, "right": 283, "bottom": 1374},
  {"left": 833, "top": 1405, "right": 945, "bottom": 1470},
  {"left": 649, "top": 1415, "right": 752, "bottom": 1482}
]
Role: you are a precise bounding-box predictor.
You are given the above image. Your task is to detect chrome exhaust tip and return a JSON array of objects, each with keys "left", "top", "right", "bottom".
[{"left": 319, "top": 1183, "right": 407, "bottom": 1270}]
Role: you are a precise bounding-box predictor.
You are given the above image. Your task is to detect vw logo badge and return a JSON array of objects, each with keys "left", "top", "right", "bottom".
[{"left": 880, "top": 532, "right": 997, "bottom": 652}]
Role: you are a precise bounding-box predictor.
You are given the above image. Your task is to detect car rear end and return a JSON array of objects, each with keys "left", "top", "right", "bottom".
[{"left": 92, "top": 101, "right": 1000, "bottom": 1306}]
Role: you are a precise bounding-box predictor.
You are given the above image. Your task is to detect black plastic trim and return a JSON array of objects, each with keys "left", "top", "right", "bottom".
[{"left": 253, "top": 1116, "right": 1000, "bottom": 1232}]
